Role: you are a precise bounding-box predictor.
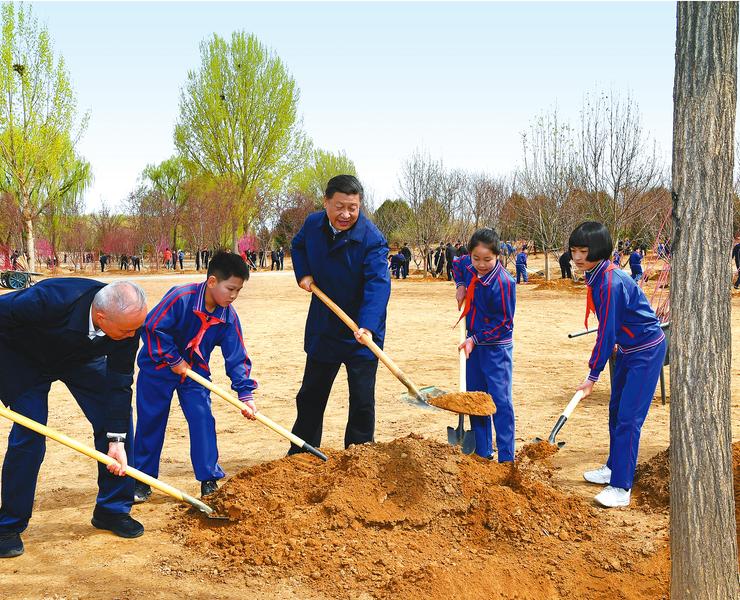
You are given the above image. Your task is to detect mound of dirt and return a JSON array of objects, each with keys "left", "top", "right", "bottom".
[
  {"left": 534, "top": 278, "right": 586, "bottom": 293},
  {"left": 175, "top": 435, "right": 670, "bottom": 599},
  {"left": 428, "top": 391, "right": 495, "bottom": 415}
]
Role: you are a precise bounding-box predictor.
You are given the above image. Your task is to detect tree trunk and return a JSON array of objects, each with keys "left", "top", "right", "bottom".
[
  {"left": 544, "top": 251, "right": 550, "bottom": 281},
  {"left": 23, "top": 216, "right": 35, "bottom": 273},
  {"left": 671, "top": 3, "right": 739, "bottom": 599}
]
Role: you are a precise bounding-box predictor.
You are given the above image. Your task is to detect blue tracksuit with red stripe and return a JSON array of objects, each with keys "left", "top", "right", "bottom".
[
  {"left": 584, "top": 259, "right": 666, "bottom": 490},
  {"left": 133, "top": 282, "right": 257, "bottom": 482},
  {"left": 453, "top": 256, "right": 516, "bottom": 461}
]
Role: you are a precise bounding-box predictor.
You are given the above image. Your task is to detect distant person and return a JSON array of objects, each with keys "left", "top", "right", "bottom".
[
  {"left": 270, "top": 249, "right": 279, "bottom": 271},
  {"left": 629, "top": 246, "right": 643, "bottom": 282},
  {"left": 390, "top": 250, "right": 405, "bottom": 279},
  {"left": 559, "top": 249, "right": 572, "bottom": 279},
  {"left": 99, "top": 252, "right": 108, "bottom": 273},
  {"left": 569, "top": 222, "right": 666, "bottom": 508},
  {"left": 732, "top": 234, "right": 740, "bottom": 289},
  {"left": 131, "top": 254, "right": 141, "bottom": 271},
  {"left": 163, "top": 248, "right": 173, "bottom": 270},
  {"left": 400, "top": 243, "right": 412, "bottom": 278},
  {"left": 515, "top": 247, "right": 528, "bottom": 284},
  {"left": 278, "top": 247, "right": 285, "bottom": 270},
  {"left": 452, "top": 228, "right": 516, "bottom": 462},
  {"left": 178, "top": 249, "right": 185, "bottom": 270},
  {"left": 133, "top": 252, "right": 257, "bottom": 502},
  {"left": 434, "top": 242, "right": 445, "bottom": 276},
  {"left": 120, "top": 254, "right": 129, "bottom": 271},
  {"left": 445, "top": 242, "right": 456, "bottom": 281}
]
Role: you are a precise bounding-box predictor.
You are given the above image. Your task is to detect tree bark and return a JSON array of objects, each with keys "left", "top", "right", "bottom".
[
  {"left": 23, "top": 214, "right": 35, "bottom": 273},
  {"left": 671, "top": 3, "right": 739, "bottom": 599}
]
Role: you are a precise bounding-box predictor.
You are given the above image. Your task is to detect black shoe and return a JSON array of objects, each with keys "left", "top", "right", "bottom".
[
  {"left": 0, "top": 532, "right": 23, "bottom": 558},
  {"left": 91, "top": 508, "right": 144, "bottom": 538},
  {"left": 200, "top": 479, "right": 219, "bottom": 497},
  {"left": 134, "top": 483, "right": 152, "bottom": 503}
]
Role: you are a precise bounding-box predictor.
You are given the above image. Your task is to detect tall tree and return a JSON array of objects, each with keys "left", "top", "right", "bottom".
[
  {"left": 516, "top": 108, "right": 578, "bottom": 280},
  {"left": 142, "top": 155, "right": 187, "bottom": 251},
  {"left": 0, "top": 2, "right": 88, "bottom": 271},
  {"left": 174, "top": 31, "right": 305, "bottom": 249},
  {"left": 291, "top": 148, "right": 356, "bottom": 209},
  {"left": 671, "top": 3, "right": 739, "bottom": 598}
]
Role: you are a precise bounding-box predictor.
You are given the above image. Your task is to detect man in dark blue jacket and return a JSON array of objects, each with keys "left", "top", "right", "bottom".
[
  {"left": 0, "top": 278, "right": 147, "bottom": 558},
  {"left": 289, "top": 175, "right": 391, "bottom": 452}
]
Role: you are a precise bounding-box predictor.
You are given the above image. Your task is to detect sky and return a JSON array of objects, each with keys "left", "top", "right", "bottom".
[{"left": 27, "top": 1, "right": 678, "bottom": 211}]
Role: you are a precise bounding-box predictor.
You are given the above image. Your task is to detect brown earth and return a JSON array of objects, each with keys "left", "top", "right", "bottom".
[
  {"left": 0, "top": 255, "right": 737, "bottom": 599},
  {"left": 178, "top": 435, "right": 668, "bottom": 600},
  {"left": 518, "top": 440, "right": 561, "bottom": 461},
  {"left": 428, "top": 391, "right": 495, "bottom": 415}
]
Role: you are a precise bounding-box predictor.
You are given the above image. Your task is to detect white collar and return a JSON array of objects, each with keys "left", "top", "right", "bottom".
[{"left": 88, "top": 306, "right": 106, "bottom": 340}]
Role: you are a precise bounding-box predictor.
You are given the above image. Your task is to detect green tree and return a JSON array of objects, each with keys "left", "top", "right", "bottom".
[
  {"left": 291, "top": 148, "right": 356, "bottom": 208},
  {"left": 175, "top": 31, "right": 305, "bottom": 250},
  {"left": 373, "top": 199, "right": 412, "bottom": 246},
  {"left": 142, "top": 155, "right": 187, "bottom": 251},
  {"left": 0, "top": 2, "right": 89, "bottom": 271}
]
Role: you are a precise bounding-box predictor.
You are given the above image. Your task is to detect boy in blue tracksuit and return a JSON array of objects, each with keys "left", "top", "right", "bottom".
[
  {"left": 628, "top": 246, "right": 644, "bottom": 281},
  {"left": 133, "top": 251, "right": 258, "bottom": 501},
  {"left": 515, "top": 247, "right": 528, "bottom": 284},
  {"left": 570, "top": 222, "right": 666, "bottom": 508},
  {"left": 453, "top": 228, "right": 516, "bottom": 462}
]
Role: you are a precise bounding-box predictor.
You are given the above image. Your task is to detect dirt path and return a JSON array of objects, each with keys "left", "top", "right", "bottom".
[{"left": 0, "top": 266, "right": 738, "bottom": 599}]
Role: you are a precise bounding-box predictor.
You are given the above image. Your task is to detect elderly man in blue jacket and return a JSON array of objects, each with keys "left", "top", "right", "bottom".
[
  {"left": 0, "top": 278, "right": 147, "bottom": 558},
  {"left": 289, "top": 174, "right": 391, "bottom": 453}
]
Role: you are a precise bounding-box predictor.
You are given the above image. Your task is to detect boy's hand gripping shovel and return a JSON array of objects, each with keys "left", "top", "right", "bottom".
[
  {"left": 447, "top": 317, "right": 476, "bottom": 454},
  {"left": 0, "top": 403, "right": 225, "bottom": 519},
  {"left": 534, "top": 390, "right": 585, "bottom": 448}
]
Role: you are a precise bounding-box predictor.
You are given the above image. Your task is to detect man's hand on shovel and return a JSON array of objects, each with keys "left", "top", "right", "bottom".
[
  {"left": 354, "top": 328, "right": 372, "bottom": 346},
  {"left": 458, "top": 337, "right": 474, "bottom": 359},
  {"left": 241, "top": 398, "right": 258, "bottom": 421},
  {"left": 575, "top": 378, "right": 595, "bottom": 399},
  {"left": 299, "top": 275, "right": 314, "bottom": 292},
  {"left": 106, "top": 442, "right": 128, "bottom": 476}
]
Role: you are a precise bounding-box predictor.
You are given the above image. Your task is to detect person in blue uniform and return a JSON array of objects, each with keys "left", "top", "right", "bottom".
[
  {"left": 515, "top": 247, "right": 528, "bottom": 284},
  {"left": 570, "top": 222, "right": 666, "bottom": 508},
  {"left": 133, "top": 251, "right": 258, "bottom": 502},
  {"left": 289, "top": 175, "right": 391, "bottom": 453},
  {"left": 628, "top": 246, "right": 644, "bottom": 281},
  {"left": 0, "top": 279, "right": 148, "bottom": 558},
  {"left": 390, "top": 250, "right": 405, "bottom": 279},
  {"left": 453, "top": 228, "right": 516, "bottom": 462}
]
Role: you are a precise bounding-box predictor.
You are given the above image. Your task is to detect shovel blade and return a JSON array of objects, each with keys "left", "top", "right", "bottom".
[
  {"left": 447, "top": 426, "right": 459, "bottom": 445},
  {"left": 400, "top": 386, "right": 447, "bottom": 411},
  {"left": 461, "top": 430, "right": 476, "bottom": 455}
]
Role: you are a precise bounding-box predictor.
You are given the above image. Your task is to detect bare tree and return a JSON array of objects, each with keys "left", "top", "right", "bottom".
[
  {"left": 579, "top": 90, "right": 665, "bottom": 241},
  {"left": 671, "top": 3, "right": 739, "bottom": 599},
  {"left": 516, "top": 108, "right": 579, "bottom": 280}
]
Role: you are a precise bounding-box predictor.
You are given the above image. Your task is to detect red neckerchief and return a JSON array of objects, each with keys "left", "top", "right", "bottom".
[
  {"left": 585, "top": 262, "right": 617, "bottom": 328},
  {"left": 455, "top": 276, "right": 480, "bottom": 327},
  {"left": 186, "top": 310, "right": 224, "bottom": 362}
]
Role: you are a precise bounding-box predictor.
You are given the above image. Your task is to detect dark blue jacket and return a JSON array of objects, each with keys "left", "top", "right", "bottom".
[
  {"left": 0, "top": 278, "right": 139, "bottom": 433},
  {"left": 137, "top": 281, "right": 257, "bottom": 400},
  {"left": 515, "top": 252, "right": 528, "bottom": 266},
  {"left": 452, "top": 256, "right": 516, "bottom": 345},
  {"left": 584, "top": 260, "right": 664, "bottom": 382},
  {"left": 629, "top": 250, "right": 643, "bottom": 274},
  {"left": 291, "top": 210, "right": 391, "bottom": 362}
]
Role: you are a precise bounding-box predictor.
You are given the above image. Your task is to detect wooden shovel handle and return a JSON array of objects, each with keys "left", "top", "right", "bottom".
[
  {"left": 309, "top": 283, "right": 423, "bottom": 400},
  {"left": 0, "top": 404, "right": 213, "bottom": 515},
  {"left": 184, "top": 369, "right": 328, "bottom": 461},
  {"left": 459, "top": 314, "right": 467, "bottom": 393}
]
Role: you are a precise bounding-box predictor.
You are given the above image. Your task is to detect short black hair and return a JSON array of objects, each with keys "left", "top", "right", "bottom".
[
  {"left": 568, "top": 221, "right": 613, "bottom": 261},
  {"left": 325, "top": 174, "right": 364, "bottom": 201},
  {"left": 207, "top": 250, "right": 250, "bottom": 282},
  {"left": 468, "top": 228, "right": 500, "bottom": 255}
]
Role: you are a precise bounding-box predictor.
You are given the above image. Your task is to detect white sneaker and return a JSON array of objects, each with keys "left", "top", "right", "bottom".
[
  {"left": 594, "top": 485, "right": 631, "bottom": 508},
  {"left": 583, "top": 465, "right": 612, "bottom": 485}
]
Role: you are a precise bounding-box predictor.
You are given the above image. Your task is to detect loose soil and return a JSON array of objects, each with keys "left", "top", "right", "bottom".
[
  {"left": 428, "top": 391, "right": 496, "bottom": 415},
  {"left": 518, "top": 440, "right": 561, "bottom": 461},
  {"left": 178, "top": 435, "right": 669, "bottom": 600}
]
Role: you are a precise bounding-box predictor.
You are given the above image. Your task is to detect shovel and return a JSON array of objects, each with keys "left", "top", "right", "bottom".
[
  {"left": 446, "top": 319, "right": 476, "bottom": 454},
  {"left": 534, "top": 390, "right": 585, "bottom": 448},
  {"left": 184, "top": 369, "right": 328, "bottom": 462},
  {"left": 309, "top": 282, "right": 446, "bottom": 409},
  {"left": 0, "top": 404, "right": 225, "bottom": 520}
]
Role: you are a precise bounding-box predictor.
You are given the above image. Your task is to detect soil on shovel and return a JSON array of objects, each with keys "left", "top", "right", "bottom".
[
  {"left": 428, "top": 391, "right": 496, "bottom": 415},
  {"left": 518, "top": 440, "right": 561, "bottom": 461},
  {"left": 175, "top": 435, "right": 669, "bottom": 600}
]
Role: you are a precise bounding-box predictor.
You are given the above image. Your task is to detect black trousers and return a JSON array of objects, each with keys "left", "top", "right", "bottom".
[
  {"left": 289, "top": 356, "right": 378, "bottom": 454},
  {"left": 560, "top": 263, "right": 572, "bottom": 278}
]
